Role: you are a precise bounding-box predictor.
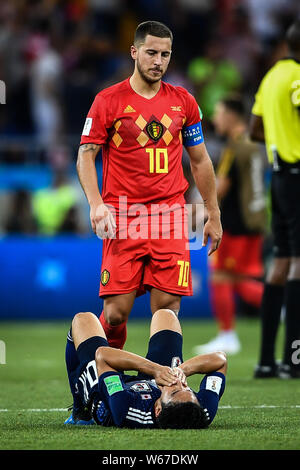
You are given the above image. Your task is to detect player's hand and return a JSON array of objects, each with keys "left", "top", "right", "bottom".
[
  {"left": 172, "top": 366, "right": 187, "bottom": 386},
  {"left": 90, "top": 203, "right": 117, "bottom": 239},
  {"left": 202, "top": 211, "right": 222, "bottom": 256},
  {"left": 154, "top": 366, "right": 178, "bottom": 387}
]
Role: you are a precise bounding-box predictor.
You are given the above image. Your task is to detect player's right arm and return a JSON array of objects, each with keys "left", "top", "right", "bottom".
[
  {"left": 78, "top": 93, "right": 116, "bottom": 238},
  {"left": 77, "top": 143, "right": 116, "bottom": 238},
  {"left": 179, "top": 351, "right": 227, "bottom": 377},
  {"left": 95, "top": 346, "right": 178, "bottom": 387}
]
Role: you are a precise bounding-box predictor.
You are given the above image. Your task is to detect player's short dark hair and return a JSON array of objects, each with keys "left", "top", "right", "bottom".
[
  {"left": 286, "top": 20, "right": 300, "bottom": 53},
  {"left": 156, "top": 401, "right": 209, "bottom": 429},
  {"left": 220, "top": 95, "right": 246, "bottom": 119},
  {"left": 134, "top": 21, "right": 173, "bottom": 46}
]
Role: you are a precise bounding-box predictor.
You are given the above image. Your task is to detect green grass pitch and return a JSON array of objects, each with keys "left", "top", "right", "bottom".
[{"left": 0, "top": 317, "right": 300, "bottom": 450}]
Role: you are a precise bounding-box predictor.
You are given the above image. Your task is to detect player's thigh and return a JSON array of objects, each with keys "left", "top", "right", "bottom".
[
  {"left": 103, "top": 290, "right": 137, "bottom": 324},
  {"left": 99, "top": 237, "right": 145, "bottom": 298},
  {"left": 72, "top": 312, "right": 106, "bottom": 349},
  {"left": 144, "top": 235, "right": 193, "bottom": 302}
]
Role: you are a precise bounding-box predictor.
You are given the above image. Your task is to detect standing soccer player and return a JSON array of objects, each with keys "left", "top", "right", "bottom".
[
  {"left": 250, "top": 20, "right": 300, "bottom": 378},
  {"left": 75, "top": 21, "right": 222, "bottom": 348}
]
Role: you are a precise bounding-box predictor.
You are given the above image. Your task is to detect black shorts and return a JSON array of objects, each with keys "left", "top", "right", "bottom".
[{"left": 271, "top": 167, "right": 300, "bottom": 257}]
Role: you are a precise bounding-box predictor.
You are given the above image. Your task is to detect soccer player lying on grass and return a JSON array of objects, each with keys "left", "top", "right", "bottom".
[{"left": 64, "top": 309, "right": 227, "bottom": 429}]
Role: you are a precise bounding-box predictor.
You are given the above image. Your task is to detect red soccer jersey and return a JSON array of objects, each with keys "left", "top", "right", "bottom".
[{"left": 80, "top": 77, "right": 201, "bottom": 206}]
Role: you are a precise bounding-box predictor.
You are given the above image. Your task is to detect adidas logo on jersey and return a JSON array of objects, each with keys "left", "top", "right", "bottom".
[{"left": 124, "top": 105, "right": 136, "bottom": 113}]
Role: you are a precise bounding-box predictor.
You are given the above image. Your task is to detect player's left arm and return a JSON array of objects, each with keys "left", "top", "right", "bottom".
[
  {"left": 186, "top": 142, "right": 222, "bottom": 255},
  {"left": 179, "top": 351, "right": 227, "bottom": 378}
]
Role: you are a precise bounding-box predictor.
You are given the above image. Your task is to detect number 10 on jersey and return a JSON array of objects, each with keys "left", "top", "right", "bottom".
[{"left": 146, "top": 148, "right": 168, "bottom": 173}]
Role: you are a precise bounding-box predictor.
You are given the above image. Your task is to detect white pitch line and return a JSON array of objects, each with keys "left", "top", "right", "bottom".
[
  {"left": 0, "top": 408, "right": 68, "bottom": 412},
  {"left": 0, "top": 405, "right": 300, "bottom": 412}
]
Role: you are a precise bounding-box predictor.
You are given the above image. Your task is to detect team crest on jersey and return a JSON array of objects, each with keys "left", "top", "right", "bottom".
[
  {"left": 171, "top": 356, "right": 182, "bottom": 368},
  {"left": 101, "top": 269, "right": 110, "bottom": 286},
  {"left": 130, "top": 382, "right": 152, "bottom": 392},
  {"left": 146, "top": 120, "right": 163, "bottom": 142}
]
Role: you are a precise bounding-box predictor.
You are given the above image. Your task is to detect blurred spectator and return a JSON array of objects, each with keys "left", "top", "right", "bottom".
[
  {"left": 5, "top": 189, "right": 36, "bottom": 234},
  {"left": 245, "top": 0, "right": 300, "bottom": 50},
  {"left": 187, "top": 38, "right": 242, "bottom": 120},
  {"left": 0, "top": 0, "right": 299, "bottom": 244},
  {"left": 26, "top": 21, "right": 64, "bottom": 153},
  {"left": 220, "top": 4, "right": 262, "bottom": 92},
  {"left": 32, "top": 169, "right": 81, "bottom": 235}
]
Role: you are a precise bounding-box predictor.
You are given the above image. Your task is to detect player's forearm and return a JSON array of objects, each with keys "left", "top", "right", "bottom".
[
  {"left": 190, "top": 152, "right": 220, "bottom": 218},
  {"left": 97, "top": 347, "right": 159, "bottom": 376},
  {"left": 180, "top": 352, "right": 227, "bottom": 377},
  {"left": 249, "top": 114, "right": 265, "bottom": 143},
  {"left": 76, "top": 144, "right": 103, "bottom": 207}
]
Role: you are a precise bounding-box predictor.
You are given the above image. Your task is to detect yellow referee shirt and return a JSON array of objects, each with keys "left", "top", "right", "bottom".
[{"left": 252, "top": 58, "right": 300, "bottom": 164}]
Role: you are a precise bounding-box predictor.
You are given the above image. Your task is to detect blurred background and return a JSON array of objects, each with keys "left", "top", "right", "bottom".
[{"left": 0, "top": 0, "right": 299, "bottom": 320}]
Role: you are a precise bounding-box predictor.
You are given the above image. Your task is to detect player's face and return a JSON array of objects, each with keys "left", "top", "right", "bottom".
[
  {"left": 160, "top": 380, "right": 198, "bottom": 405},
  {"left": 132, "top": 35, "right": 172, "bottom": 84},
  {"left": 212, "top": 102, "right": 229, "bottom": 136}
]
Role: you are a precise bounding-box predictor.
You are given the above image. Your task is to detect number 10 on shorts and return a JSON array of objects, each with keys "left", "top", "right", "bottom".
[{"left": 177, "top": 260, "right": 189, "bottom": 287}]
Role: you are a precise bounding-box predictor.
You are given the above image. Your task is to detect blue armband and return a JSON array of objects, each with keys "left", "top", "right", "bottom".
[{"left": 182, "top": 121, "right": 204, "bottom": 147}]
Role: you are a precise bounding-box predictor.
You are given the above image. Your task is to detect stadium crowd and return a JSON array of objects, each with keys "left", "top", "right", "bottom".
[{"left": 0, "top": 0, "right": 299, "bottom": 235}]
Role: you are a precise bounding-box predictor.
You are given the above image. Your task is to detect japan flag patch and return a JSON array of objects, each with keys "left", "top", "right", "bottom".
[
  {"left": 82, "top": 117, "right": 93, "bottom": 136},
  {"left": 141, "top": 394, "right": 152, "bottom": 400}
]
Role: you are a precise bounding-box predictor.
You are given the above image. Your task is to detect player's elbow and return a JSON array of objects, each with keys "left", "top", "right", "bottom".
[
  {"left": 214, "top": 351, "right": 227, "bottom": 371},
  {"left": 95, "top": 346, "right": 110, "bottom": 363}
]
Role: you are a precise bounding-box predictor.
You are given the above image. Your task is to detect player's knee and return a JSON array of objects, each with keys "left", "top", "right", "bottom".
[
  {"left": 287, "top": 257, "right": 300, "bottom": 280},
  {"left": 267, "top": 259, "right": 289, "bottom": 285},
  {"left": 104, "top": 308, "right": 128, "bottom": 326},
  {"left": 267, "top": 269, "right": 287, "bottom": 285},
  {"left": 153, "top": 308, "right": 178, "bottom": 318},
  {"left": 158, "top": 300, "right": 180, "bottom": 316},
  {"left": 72, "top": 311, "right": 94, "bottom": 329}
]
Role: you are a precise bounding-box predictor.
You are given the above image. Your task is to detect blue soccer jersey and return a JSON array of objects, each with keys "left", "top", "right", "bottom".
[
  {"left": 96, "top": 371, "right": 162, "bottom": 428},
  {"left": 75, "top": 359, "right": 226, "bottom": 428},
  {"left": 92, "top": 370, "right": 225, "bottom": 428}
]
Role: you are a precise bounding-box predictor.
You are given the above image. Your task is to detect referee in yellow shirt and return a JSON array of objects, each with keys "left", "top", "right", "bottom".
[{"left": 250, "top": 20, "right": 300, "bottom": 379}]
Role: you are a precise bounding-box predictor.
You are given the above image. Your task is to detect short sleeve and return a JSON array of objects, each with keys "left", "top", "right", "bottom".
[
  {"left": 80, "top": 94, "right": 109, "bottom": 146},
  {"left": 98, "top": 371, "right": 132, "bottom": 427},
  {"left": 185, "top": 92, "right": 202, "bottom": 127},
  {"left": 195, "top": 372, "right": 226, "bottom": 425},
  {"left": 182, "top": 92, "right": 204, "bottom": 147}
]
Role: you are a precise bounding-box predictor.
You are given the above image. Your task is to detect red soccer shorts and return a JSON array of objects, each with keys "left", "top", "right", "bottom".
[
  {"left": 99, "top": 208, "right": 193, "bottom": 298},
  {"left": 210, "top": 231, "right": 264, "bottom": 278}
]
